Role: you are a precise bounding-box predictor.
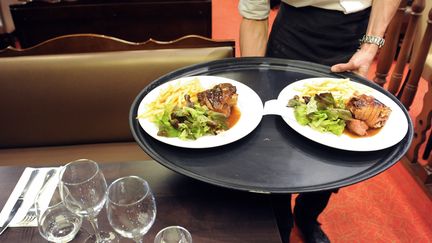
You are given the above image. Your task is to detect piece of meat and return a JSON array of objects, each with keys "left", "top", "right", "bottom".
[
  {"left": 346, "top": 94, "right": 391, "bottom": 128},
  {"left": 346, "top": 119, "right": 369, "bottom": 136},
  {"left": 197, "top": 83, "right": 238, "bottom": 117}
]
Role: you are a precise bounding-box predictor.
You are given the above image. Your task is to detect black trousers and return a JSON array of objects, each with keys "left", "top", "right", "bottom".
[
  {"left": 271, "top": 191, "right": 337, "bottom": 243},
  {"left": 265, "top": 3, "right": 371, "bottom": 243}
]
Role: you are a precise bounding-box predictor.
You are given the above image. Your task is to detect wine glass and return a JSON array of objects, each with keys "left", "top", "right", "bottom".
[
  {"left": 154, "top": 226, "right": 192, "bottom": 243},
  {"left": 36, "top": 181, "right": 82, "bottom": 243},
  {"left": 106, "top": 176, "right": 157, "bottom": 243},
  {"left": 59, "top": 159, "right": 118, "bottom": 243}
]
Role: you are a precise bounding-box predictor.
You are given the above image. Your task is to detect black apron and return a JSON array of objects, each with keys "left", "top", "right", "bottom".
[{"left": 266, "top": 2, "right": 371, "bottom": 66}]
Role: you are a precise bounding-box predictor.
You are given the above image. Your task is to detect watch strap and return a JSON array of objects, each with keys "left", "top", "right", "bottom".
[{"left": 359, "top": 35, "right": 385, "bottom": 48}]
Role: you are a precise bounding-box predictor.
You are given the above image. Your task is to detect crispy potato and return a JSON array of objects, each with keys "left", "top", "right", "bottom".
[
  {"left": 294, "top": 78, "right": 370, "bottom": 100},
  {"left": 137, "top": 78, "right": 204, "bottom": 119}
]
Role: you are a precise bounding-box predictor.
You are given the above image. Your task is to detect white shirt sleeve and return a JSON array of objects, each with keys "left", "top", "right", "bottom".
[
  {"left": 339, "top": 0, "right": 372, "bottom": 14},
  {"left": 238, "top": 0, "right": 270, "bottom": 20}
]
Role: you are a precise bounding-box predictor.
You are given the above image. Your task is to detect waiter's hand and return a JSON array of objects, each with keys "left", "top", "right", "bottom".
[{"left": 330, "top": 43, "right": 379, "bottom": 78}]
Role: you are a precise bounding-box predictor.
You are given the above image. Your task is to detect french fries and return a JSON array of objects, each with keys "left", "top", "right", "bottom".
[
  {"left": 137, "top": 78, "right": 205, "bottom": 119},
  {"left": 294, "top": 78, "right": 370, "bottom": 100}
]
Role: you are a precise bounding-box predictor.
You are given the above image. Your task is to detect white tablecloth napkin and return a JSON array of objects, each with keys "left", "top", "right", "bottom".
[{"left": 0, "top": 167, "right": 60, "bottom": 227}]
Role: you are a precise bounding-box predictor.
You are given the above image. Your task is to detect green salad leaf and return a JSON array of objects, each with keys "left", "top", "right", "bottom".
[
  {"left": 154, "top": 103, "right": 228, "bottom": 140},
  {"left": 287, "top": 92, "right": 352, "bottom": 136}
]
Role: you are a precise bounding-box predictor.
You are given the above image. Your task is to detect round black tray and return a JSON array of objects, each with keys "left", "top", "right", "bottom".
[{"left": 129, "top": 57, "right": 413, "bottom": 193}]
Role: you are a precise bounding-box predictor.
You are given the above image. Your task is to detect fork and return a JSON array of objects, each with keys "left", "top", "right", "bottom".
[{"left": 19, "top": 169, "right": 57, "bottom": 225}]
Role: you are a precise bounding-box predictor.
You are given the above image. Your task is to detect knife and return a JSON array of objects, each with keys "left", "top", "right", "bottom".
[
  {"left": 0, "top": 169, "right": 39, "bottom": 235},
  {"left": 40, "top": 169, "right": 57, "bottom": 192}
]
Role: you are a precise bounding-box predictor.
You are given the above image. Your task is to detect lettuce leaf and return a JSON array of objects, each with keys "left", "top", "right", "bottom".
[
  {"left": 293, "top": 104, "right": 310, "bottom": 125},
  {"left": 288, "top": 92, "right": 351, "bottom": 136},
  {"left": 155, "top": 103, "right": 228, "bottom": 140}
]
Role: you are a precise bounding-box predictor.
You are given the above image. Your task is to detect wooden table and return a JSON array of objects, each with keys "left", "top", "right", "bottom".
[{"left": 0, "top": 160, "right": 282, "bottom": 242}]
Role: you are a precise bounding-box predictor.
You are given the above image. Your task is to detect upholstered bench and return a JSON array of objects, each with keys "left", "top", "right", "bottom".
[{"left": 0, "top": 34, "right": 235, "bottom": 166}]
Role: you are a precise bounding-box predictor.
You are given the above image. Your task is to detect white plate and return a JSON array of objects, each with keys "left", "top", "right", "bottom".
[
  {"left": 274, "top": 77, "right": 408, "bottom": 151},
  {"left": 137, "top": 76, "right": 264, "bottom": 148}
]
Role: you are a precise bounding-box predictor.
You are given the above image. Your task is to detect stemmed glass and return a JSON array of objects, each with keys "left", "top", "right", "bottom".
[
  {"left": 106, "top": 176, "right": 157, "bottom": 243},
  {"left": 59, "top": 159, "right": 118, "bottom": 243}
]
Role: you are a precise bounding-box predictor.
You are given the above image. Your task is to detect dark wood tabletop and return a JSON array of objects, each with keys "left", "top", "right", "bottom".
[{"left": 0, "top": 160, "right": 282, "bottom": 243}]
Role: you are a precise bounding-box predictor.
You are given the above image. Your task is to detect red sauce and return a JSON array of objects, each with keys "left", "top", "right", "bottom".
[
  {"left": 343, "top": 127, "right": 382, "bottom": 138},
  {"left": 227, "top": 106, "right": 241, "bottom": 128}
]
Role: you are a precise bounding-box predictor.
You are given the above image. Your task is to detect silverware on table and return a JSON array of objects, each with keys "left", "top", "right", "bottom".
[
  {"left": 0, "top": 169, "right": 39, "bottom": 235},
  {"left": 19, "top": 169, "right": 57, "bottom": 225}
]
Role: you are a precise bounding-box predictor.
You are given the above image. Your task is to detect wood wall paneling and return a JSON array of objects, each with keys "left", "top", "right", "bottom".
[{"left": 10, "top": 0, "right": 212, "bottom": 48}]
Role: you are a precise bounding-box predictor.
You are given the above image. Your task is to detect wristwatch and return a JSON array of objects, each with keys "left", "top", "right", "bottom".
[{"left": 359, "top": 35, "right": 385, "bottom": 48}]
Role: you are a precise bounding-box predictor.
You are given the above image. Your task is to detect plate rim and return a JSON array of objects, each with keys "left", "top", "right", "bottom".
[
  {"left": 136, "top": 75, "right": 264, "bottom": 148},
  {"left": 277, "top": 77, "right": 409, "bottom": 151}
]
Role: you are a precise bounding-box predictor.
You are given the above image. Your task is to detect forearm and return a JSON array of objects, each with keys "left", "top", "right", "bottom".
[
  {"left": 367, "top": 0, "right": 401, "bottom": 37},
  {"left": 360, "top": 0, "right": 401, "bottom": 54},
  {"left": 331, "top": 0, "right": 401, "bottom": 77},
  {"left": 239, "top": 18, "right": 268, "bottom": 57}
]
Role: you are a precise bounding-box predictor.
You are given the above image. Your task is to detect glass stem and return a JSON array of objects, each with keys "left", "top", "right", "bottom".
[{"left": 88, "top": 216, "right": 103, "bottom": 242}]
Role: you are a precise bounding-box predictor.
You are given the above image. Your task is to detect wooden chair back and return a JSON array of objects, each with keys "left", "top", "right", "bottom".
[
  {"left": 373, "top": 0, "right": 409, "bottom": 86},
  {"left": 0, "top": 33, "right": 235, "bottom": 57},
  {"left": 387, "top": 0, "right": 426, "bottom": 95},
  {"left": 399, "top": 7, "right": 432, "bottom": 187},
  {"left": 373, "top": 0, "right": 432, "bottom": 194},
  {"left": 398, "top": 7, "right": 431, "bottom": 106},
  {"left": 376, "top": 2, "right": 432, "bottom": 193}
]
